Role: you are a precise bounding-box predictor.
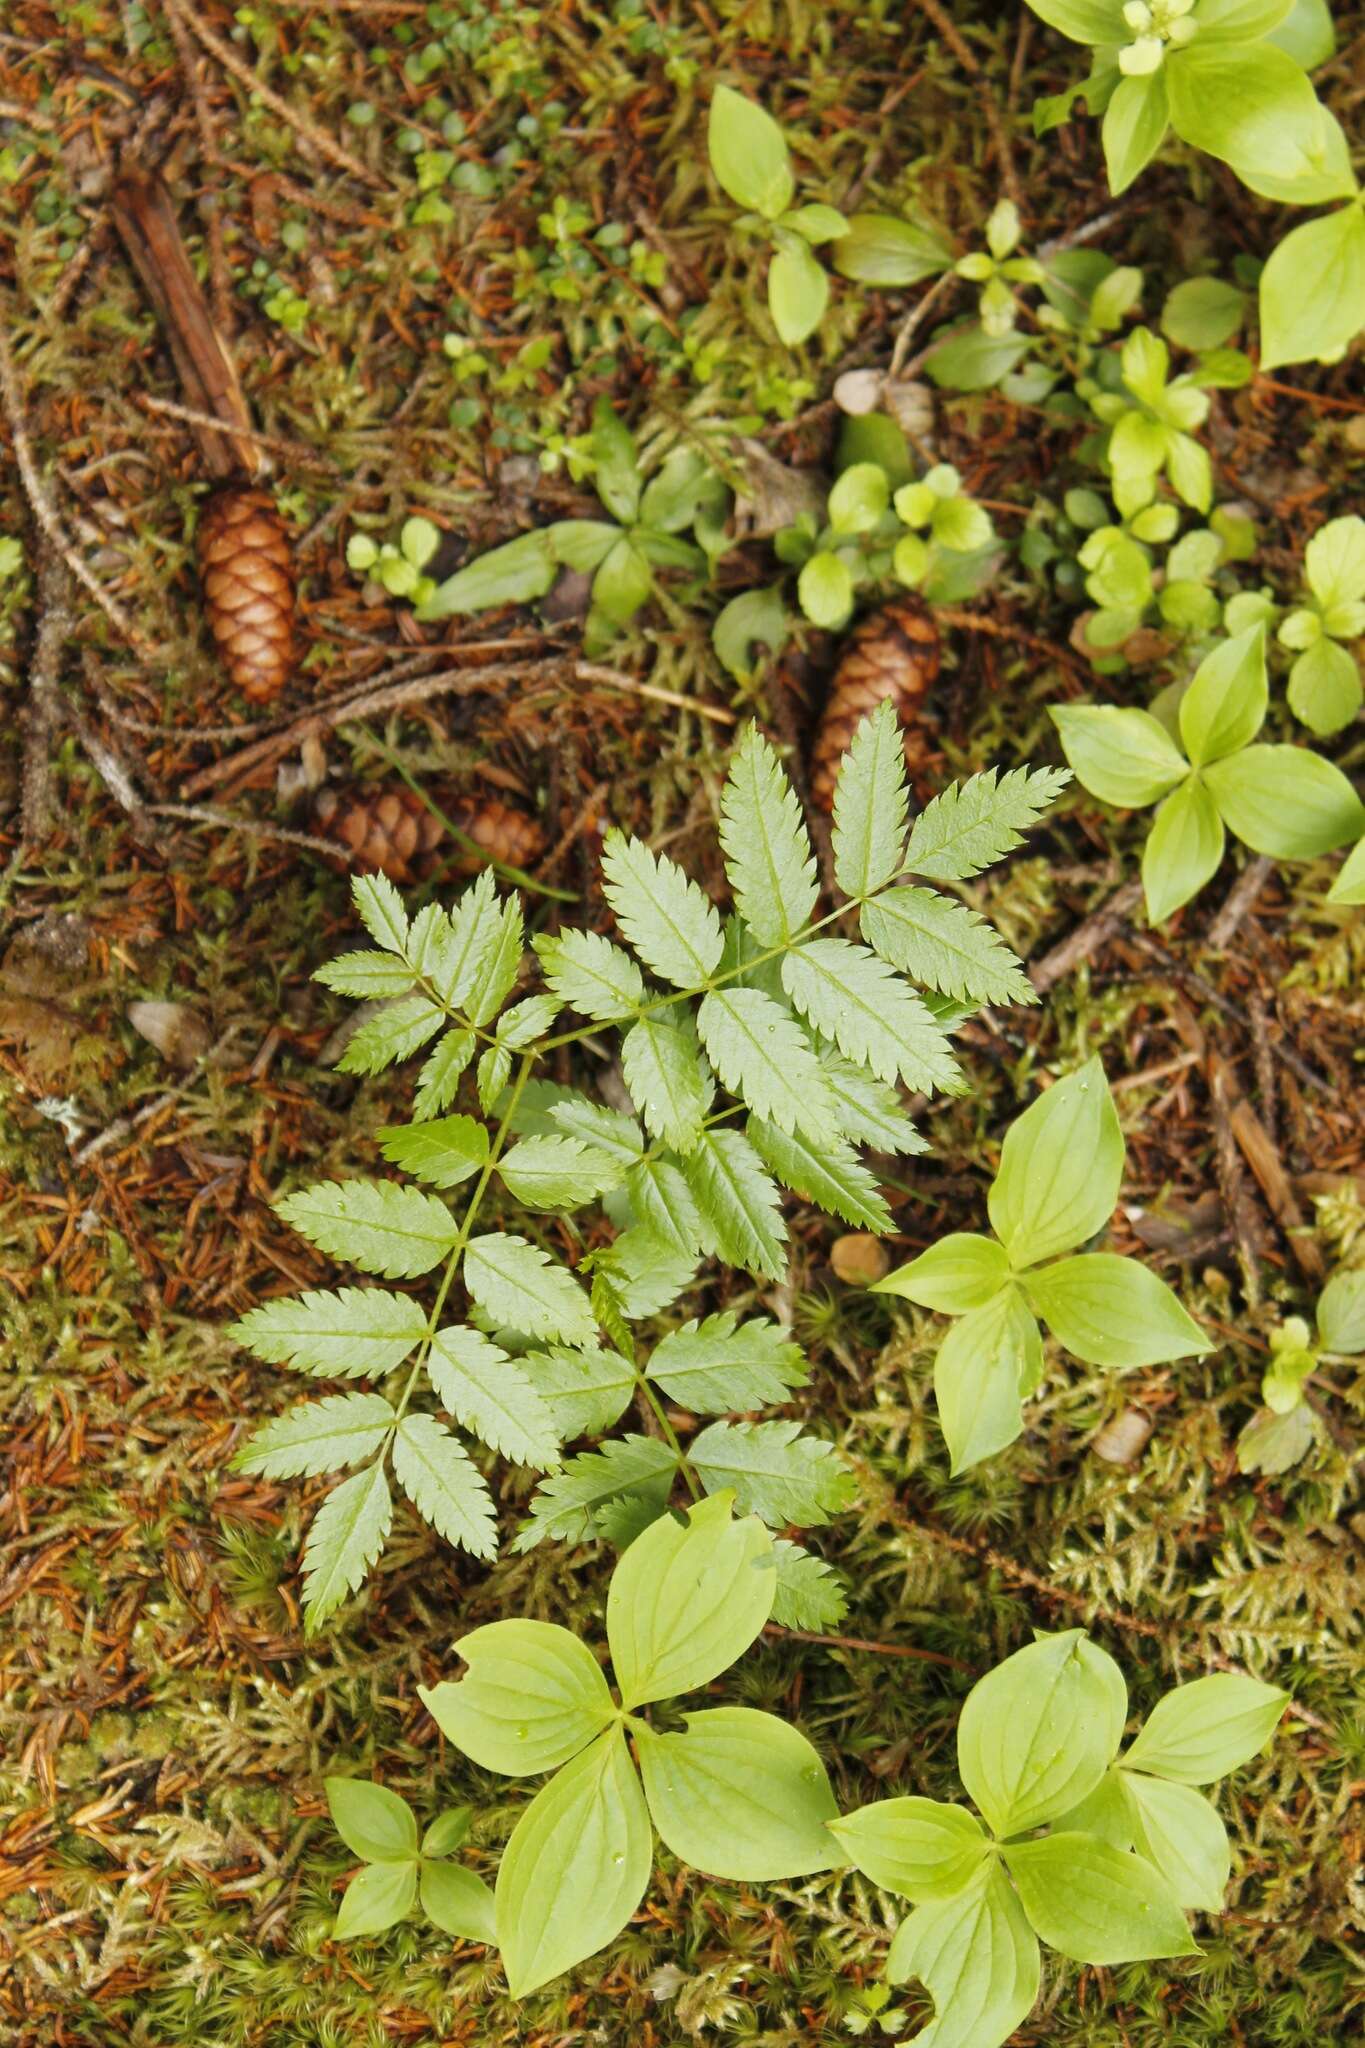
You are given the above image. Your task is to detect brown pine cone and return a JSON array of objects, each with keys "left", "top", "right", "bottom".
[
  {"left": 315, "top": 785, "right": 546, "bottom": 884},
  {"left": 808, "top": 598, "right": 941, "bottom": 811},
  {"left": 197, "top": 486, "right": 297, "bottom": 703}
]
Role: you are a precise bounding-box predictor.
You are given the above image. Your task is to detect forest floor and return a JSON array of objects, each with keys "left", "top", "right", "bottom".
[{"left": 2, "top": 2, "right": 1364, "bottom": 2045}]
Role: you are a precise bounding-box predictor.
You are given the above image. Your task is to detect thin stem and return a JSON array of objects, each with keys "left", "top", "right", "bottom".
[{"left": 630, "top": 1362, "right": 702, "bottom": 1500}]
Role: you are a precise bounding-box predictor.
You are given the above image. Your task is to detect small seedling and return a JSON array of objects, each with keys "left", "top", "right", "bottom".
[
  {"left": 954, "top": 200, "right": 1043, "bottom": 335},
  {"left": 1052, "top": 624, "right": 1365, "bottom": 922},
  {"left": 873, "top": 1057, "right": 1210, "bottom": 1471},
  {"left": 414, "top": 399, "right": 724, "bottom": 647},
  {"left": 1278, "top": 514, "right": 1365, "bottom": 736},
  {"left": 325, "top": 1779, "right": 495, "bottom": 1943},
  {"left": 707, "top": 85, "right": 846, "bottom": 346},
  {"left": 1237, "top": 1269, "right": 1365, "bottom": 1474},
  {"left": 347, "top": 516, "right": 442, "bottom": 608}
]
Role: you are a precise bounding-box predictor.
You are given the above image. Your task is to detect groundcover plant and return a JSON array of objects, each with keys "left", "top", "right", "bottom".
[{"left": 9, "top": 5, "right": 1365, "bottom": 2047}]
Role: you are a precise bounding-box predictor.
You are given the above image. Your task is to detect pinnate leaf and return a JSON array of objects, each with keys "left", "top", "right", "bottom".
[
  {"left": 769, "top": 1539, "right": 848, "bottom": 1629},
  {"left": 602, "top": 830, "right": 723, "bottom": 987},
  {"left": 426, "top": 1324, "right": 561, "bottom": 1469},
  {"left": 861, "top": 886, "right": 1034, "bottom": 1007},
  {"left": 315, "top": 951, "right": 416, "bottom": 999},
  {"left": 376, "top": 1115, "right": 489, "bottom": 1189},
  {"left": 748, "top": 1115, "right": 893, "bottom": 1232},
  {"left": 689, "top": 1418, "right": 856, "bottom": 1526},
  {"left": 904, "top": 765, "right": 1070, "bottom": 881},
  {"left": 277, "top": 1179, "right": 459, "bottom": 1280},
  {"left": 463, "top": 1233, "right": 596, "bottom": 1346},
  {"left": 352, "top": 873, "right": 409, "bottom": 955},
  {"left": 413, "top": 1029, "right": 476, "bottom": 1120},
  {"left": 681, "top": 1128, "right": 787, "bottom": 1279},
  {"left": 497, "top": 1135, "right": 626, "bottom": 1210},
  {"left": 646, "top": 1311, "right": 807, "bottom": 1414},
  {"left": 782, "top": 938, "right": 961, "bottom": 1095},
  {"left": 391, "top": 1412, "right": 498, "bottom": 1558},
  {"left": 235, "top": 1390, "right": 395, "bottom": 1479},
  {"left": 718, "top": 725, "right": 818, "bottom": 946},
  {"left": 533, "top": 928, "right": 645, "bottom": 1022},
  {"left": 229, "top": 1287, "right": 427, "bottom": 1379},
  {"left": 696, "top": 987, "right": 838, "bottom": 1139},
  {"left": 334, "top": 996, "right": 444, "bottom": 1076},
  {"left": 513, "top": 1435, "right": 680, "bottom": 1550},
  {"left": 620, "top": 1014, "right": 710, "bottom": 1152},
  {"left": 301, "top": 1462, "right": 393, "bottom": 1631},
  {"left": 833, "top": 699, "right": 909, "bottom": 899}
]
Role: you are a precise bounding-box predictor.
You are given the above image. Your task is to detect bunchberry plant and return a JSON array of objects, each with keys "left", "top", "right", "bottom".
[
  {"left": 1052, "top": 624, "right": 1365, "bottom": 922},
  {"left": 953, "top": 199, "right": 1044, "bottom": 336},
  {"left": 1024, "top": 0, "right": 1364, "bottom": 368},
  {"left": 325, "top": 1779, "right": 495, "bottom": 1942},
  {"left": 874, "top": 1057, "right": 1210, "bottom": 1471},
  {"left": 832, "top": 1630, "right": 1287, "bottom": 2048},
  {"left": 774, "top": 458, "right": 995, "bottom": 633},
  {"left": 229, "top": 709, "right": 1067, "bottom": 1629},
  {"left": 1237, "top": 1267, "right": 1365, "bottom": 1474},
  {"left": 1278, "top": 514, "right": 1365, "bottom": 736},
  {"left": 419, "top": 1493, "right": 843, "bottom": 1993},
  {"left": 1084, "top": 327, "right": 1214, "bottom": 517},
  {"left": 706, "top": 86, "right": 847, "bottom": 346},
  {"left": 346, "top": 515, "right": 442, "bottom": 610},
  {"left": 412, "top": 399, "right": 726, "bottom": 647},
  {"left": 1024, "top": 0, "right": 1325, "bottom": 195}
]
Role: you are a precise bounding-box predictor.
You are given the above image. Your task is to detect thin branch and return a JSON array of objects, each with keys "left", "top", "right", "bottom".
[{"left": 20, "top": 547, "right": 75, "bottom": 844}]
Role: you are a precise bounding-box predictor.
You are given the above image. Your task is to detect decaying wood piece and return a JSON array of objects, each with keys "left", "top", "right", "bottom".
[
  {"left": 1206, "top": 1052, "right": 1325, "bottom": 1285},
  {"left": 111, "top": 165, "right": 297, "bottom": 702}
]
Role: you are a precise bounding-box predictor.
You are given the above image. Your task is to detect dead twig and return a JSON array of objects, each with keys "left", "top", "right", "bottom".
[
  {"left": 906, "top": 0, "right": 1021, "bottom": 209},
  {"left": 0, "top": 321, "right": 147, "bottom": 648},
  {"left": 573, "top": 661, "right": 737, "bottom": 727},
  {"left": 149, "top": 802, "right": 353, "bottom": 859},
  {"left": 166, "top": 0, "right": 390, "bottom": 190},
  {"left": 1030, "top": 878, "right": 1143, "bottom": 995},
  {"left": 1207, "top": 1052, "right": 1325, "bottom": 1285},
  {"left": 1206, "top": 854, "right": 1275, "bottom": 950},
  {"left": 20, "top": 548, "right": 75, "bottom": 844}
]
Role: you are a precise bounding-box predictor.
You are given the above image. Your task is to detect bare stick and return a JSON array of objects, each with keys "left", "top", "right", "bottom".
[
  {"left": 0, "top": 321, "right": 145, "bottom": 646},
  {"left": 167, "top": 0, "right": 389, "bottom": 190},
  {"left": 1205, "top": 854, "right": 1274, "bottom": 950},
  {"left": 1030, "top": 878, "right": 1143, "bottom": 995},
  {"left": 20, "top": 548, "right": 75, "bottom": 844}
]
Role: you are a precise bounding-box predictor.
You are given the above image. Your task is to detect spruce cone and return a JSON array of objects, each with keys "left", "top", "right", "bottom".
[
  {"left": 809, "top": 598, "right": 941, "bottom": 810},
  {"left": 315, "top": 785, "right": 546, "bottom": 884},
  {"left": 197, "top": 486, "right": 297, "bottom": 703}
]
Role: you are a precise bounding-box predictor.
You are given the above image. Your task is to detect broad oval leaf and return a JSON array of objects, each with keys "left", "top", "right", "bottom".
[
  {"left": 419, "top": 1619, "right": 615, "bottom": 1775},
  {"left": 420, "top": 1860, "right": 497, "bottom": 1943},
  {"left": 956, "top": 1628, "right": 1123, "bottom": 1837},
  {"left": 1024, "top": 1253, "right": 1212, "bottom": 1368},
  {"left": 707, "top": 85, "right": 794, "bottom": 218},
  {"left": 1178, "top": 626, "right": 1267, "bottom": 767},
  {"left": 1143, "top": 775, "right": 1225, "bottom": 926},
  {"left": 1049, "top": 704, "right": 1189, "bottom": 809},
  {"left": 988, "top": 1056, "right": 1124, "bottom": 1270},
  {"left": 637, "top": 1707, "right": 841, "bottom": 1878},
  {"left": 1124, "top": 1772, "right": 1230, "bottom": 1911},
  {"left": 417, "top": 531, "right": 556, "bottom": 620},
  {"left": 884, "top": 1862, "right": 1041, "bottom": 2048},
  {"left": 932, "top": 1287, "right": 1039, "bottom": 1474},
  {"left": 1203, "top": 745, "right": 1365, "bottom": 858},
  {"left": 1003, "top": 1832, "right": 1197, "bottom": 1963},
  {"left": 494, "top": 1725, "right": 652, "bottom": 1996},
  {"left": 1122, "top": 1674, "right": 1287, "bottom": 1784},
  {"left": 875, "top": 1233, "right": 1010, "bottom": 1313},
  {"left": 829, "top": 1796, "right": 990, "bottom": 1903},
  {"left": 334, "top": 1858, "right": 417, "bottom": 1939},
  {"left": 606, "top": 1492, "right": 775, "bottom": 1708},
  {"left": 326, "top": 1778, "right": 418, "bottom": 1863}
]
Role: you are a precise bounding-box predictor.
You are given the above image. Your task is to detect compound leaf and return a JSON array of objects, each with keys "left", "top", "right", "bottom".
[
  {"left": 375, "top": 1115, "right": 489, "bottom": 1189},
  {"left": 696, "top": 986, "right": 838, "bottom": 1139},
  {"left": 601, "top": 830, "right": 724, "bottom": 987},
  {"left": 277, "top": 1179, "right": 459, "bottom": 1280},
  {"left": 681, "top": 1128, "right": 788, "bottom": 1279},
  {"left": 861, "top": 887, "right": 1034, "bottom": 1008},
  {"left": 748, "top": 1115, "right": 893, "bottom": 1231},
  {"left": 463, "top": 1233, "right": 596, "bottom": 1347},
  {"left": 533, "top": 928, "right": 645, "bottom": 1022},
  {"left": 645, "top": 1311, "right": 807, "bottom": 1414},
  {"left": 301, "top": 1462, "right": 393, "bottom": 1631},
  {"left": 904, "top": 765, "right": 1070, "bottom": 881},
  {"left": 719, "top": 724, "right": 818, "bottom": 945},
  {"left": 229, "top": 1287, "right": 427, "bottom": 1379},
  {"left": 391, "top": 1412, "right": 499, "bottom": 1558},
  {"left": 833, "top": 698, "right": 910, "bottom": 899},
  {"left": 513, "top": 1436, "right": 680, "bottom": 1551},
  {"left": 426, "top": 1324, "right": 561, "bottom": 1469},
  {"left": 620, "top": 1013, "right": 710, "bottom": 1152},
  {"left": 234, "top": 1391, "right": 395, "bottom": 1479},
  {"left": 689, "top": 1418, "right": 856, "bottom": 1526},
  {"left": 782, "top": 939, "right": 961, "bottom": 1095}
]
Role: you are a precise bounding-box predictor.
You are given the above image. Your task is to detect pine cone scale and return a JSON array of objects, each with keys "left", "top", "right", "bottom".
[
  {"left": 197, "top": 485, "right": 297, "bottom": 704},
  {"left": 315, "top": 786, "right": 546, "bottom": 885}
]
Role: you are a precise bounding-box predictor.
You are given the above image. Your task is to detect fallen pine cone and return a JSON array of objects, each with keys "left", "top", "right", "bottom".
[
  {"left": 808, "top": 598, "right": 941, "bottom": 810},
  {"left": 111, "top": 165, "right": 298, "bottom": 704},
  {"left": 315, "top": 785, "right": 546, "bottom": 884},
  {"left": 198, "top": 486, "right": 297, "bottom": 704}
]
